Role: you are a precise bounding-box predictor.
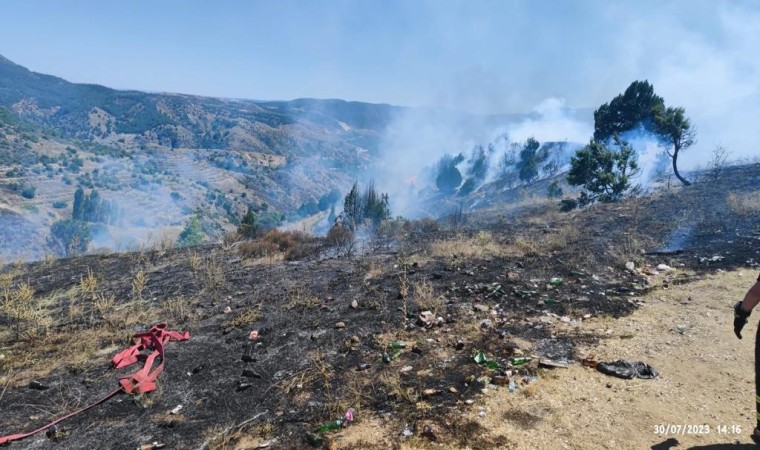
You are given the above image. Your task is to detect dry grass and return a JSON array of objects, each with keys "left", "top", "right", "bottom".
[
  {"left": 131, "top": 269, "right": 147, "bottom": 301},
  {"left": 285, "top": 288, "right": 321, "bottom": 310},
  {"left": 727, "top": 191, "right": 760, "bottom": 216},
  {"left": 430, "top": 231, "right": 508, "bottom": 259},
  {"left": 222, "top": 307, "right": 261, "bottom": 329},
  {"left": 412, "top": 280, "right": 444, "bottom": 314},
  {"left": 238, "top": 229, "right": 321, "bottom": 261}
]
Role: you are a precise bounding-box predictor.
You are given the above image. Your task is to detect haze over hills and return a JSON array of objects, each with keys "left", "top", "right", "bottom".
[{"left": 0, "top": 55, "right": 564, "bottom": 260}]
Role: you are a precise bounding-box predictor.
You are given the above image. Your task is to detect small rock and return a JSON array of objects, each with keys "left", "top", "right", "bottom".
[
  {"left": 334, "top": 321, "right": 346, "bottom": 329},
  {"left": 421, "top": 424, "right": 438, "bottom": 441},
  {"left": 455, "top": 341, "right": 465, "bottom": 350},
  {"left": 402, "top": 427, "right": 414, "bottom": 437},
  {"left": 676, "top": 324, "right": 687, "bottom": 334},
  {"left": 465, "top": 399, "right": 475, "bottom": 405},
  {"left": 306, "top": 432, "right": 323, "bottom": 447},
  {"left": 560, "top": 316, "right": 571, "bottom": 323},
  {"left": 449, "top": 386, "right": 458, "bottom": 393},
  {"left": 423, "top": 388, "right": 442, "bottom": 397},
  {"left": 257, "top": 439, "right": 278, "bottom": 448},
  {"left": 351, "top": 299, "right": 358, "bottom": 309},
  {"left": 506, "top": 271, "right": 520, "bottom": 282},
  {"left": 625, "top": 261, "right": 635, "bottom": 272},
  {"left": 249, "top": 330, "right": 259, "bottom": 340},
  {"left": 473, "top": 304, "right": 490, "bottom": 313},
  {"left": 657, "top": 264, "right": 674, "bottom": 271},
  {"left": 242, "top": 369, "right": 262, "bottom": 379},
  {"left": 400, "top": 366, "right": 413, "bottom": 373},
  {"left": 237, "top": 381, "right": 253, "bottom": 392},
  {"left": 351, "top": 335, "right": 360, "bottom": 345},
  {"left": 223, "top": 306, "right": 232, "bottom": 314},
  {"left": 29, "top": 380, "right": 49, "bottom": 390},
  {"left": 357, "top": 363, "right": 372, "bottom": 371},
  {"left": 583, "top": 314, "right": 592, "bottom": 320}
]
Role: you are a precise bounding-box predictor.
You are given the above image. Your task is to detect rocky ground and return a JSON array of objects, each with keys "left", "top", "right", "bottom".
[{"left": 0, "top": 164, "right": 759, "bottom": 449}]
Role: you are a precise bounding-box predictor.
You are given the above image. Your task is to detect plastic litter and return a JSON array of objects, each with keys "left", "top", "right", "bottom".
[
  {"left": 549, "top": 277, "right": 564, "bottom": 286},
  {"left": 596, "top": 360, "right": 658, "bottom": 379},
  {"left": 508, "top": 379, "right": 516, "bottom": 393}
]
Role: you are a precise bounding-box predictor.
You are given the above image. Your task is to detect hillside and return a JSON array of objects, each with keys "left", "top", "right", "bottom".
[
  {"left": 0, "top": 56, "right": 413, "bottom": 260},
  {"left": 0, "top": 163, "right": 759, "bottom": 449}
]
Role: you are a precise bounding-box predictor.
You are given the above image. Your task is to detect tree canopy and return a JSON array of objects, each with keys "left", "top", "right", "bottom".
[
  {"left": 564, "top": 138, "right": 640, "bottom": 209},
  {"left": 593, "top": 80, "right": 664, "bottom": 142}
]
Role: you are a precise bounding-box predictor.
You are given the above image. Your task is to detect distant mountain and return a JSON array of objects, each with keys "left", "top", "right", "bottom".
[{"left": 0, "top": 55, "right": 561, "bottom": 260}]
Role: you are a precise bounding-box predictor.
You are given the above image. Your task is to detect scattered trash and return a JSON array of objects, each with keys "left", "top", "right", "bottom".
[
  {"left": 491, "top": 375, "right": 509, "bottom": 386},
  {"left": 597, "top": 360, "right": 658, "bottom": 379},
  {"left": 625, "top": 261, "right": 636, "bottom": 272},
  {"left": 223, "top": 306, "right": 232, "bottom": 314},
  {"left": 334, "top": 321, "right": 346, "bottom": 329},
  {"left": 657, "top": 264, "right": 674, "bottom": 271},
  {"left": 455, "top": 339, "right": 465, "bottom": 350},
  {"left": 237, "top": 380, "right": 252, "bottom": 391},
  {"left": 257, "top": 438, "right": 278, "bottom": 448},
  {"left": 539, "top": 357, "right": 568, "bottom": 369},
  {"left": 549, "top": 277, "right": 564, "bottom": 287},
  {"left": 351, "top": 299, "right": 358, "bottom": 309},
  {"left": 421, "top": 424, "right": 438, "bottom": 441},
  {"left": 509, "top": 357, "right": 530, "bottom": 366},
  {"left": 581, "top": 354, "right": 598, "bottom": 369},
  {"left": 508, "top": 378, "right": 516, "bottom": 393},
  {"left": 473, "top": 351, "right": 504, "bottom": 370},
  {"left": 387, "top": 341, "right": 407, "bottom": 349},
  {"left": 249, "top": 330, "right": 259, "bottom": 340},
  {"left": 383, "top": 352, "right": 401, "bottom": 363},
  {"left": 344, "top": 408, "right": 355, "bottom": 424},
  {"left": 136, "top": 442, "right": 166, "bottom": 450},
  {"left": 356, "top": 363, "right": 372, "bottom": 371},
  {"left": 45, "top": 425, "right": 70, "bottom": 442},
  {"left": 400, "top": 366, "right": 413, "bottom": 373},
  {"left": 465, "top": 399, "right": 475, "bottom": 405},
  {"left": 170, "top": 405, "right": 183, "bottom": 415},
  {"left": 315, "top": 420, "right": 342, "bottom": 433},
  {"left": 402, "top": 426, "right": 414, "bottom": 437},
  {"left": 29, "top": 380, "right": 49, "bottom": 390}
]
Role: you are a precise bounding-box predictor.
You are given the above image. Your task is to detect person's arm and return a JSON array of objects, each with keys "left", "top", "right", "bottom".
[
  {"left": 735, "top": 276, "right": 760, "bottom": 339},
  {"left": 741, "top": 280, "right": 760, "bottom": 312}
]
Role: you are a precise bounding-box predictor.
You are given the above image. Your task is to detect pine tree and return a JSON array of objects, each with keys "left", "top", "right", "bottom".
[
  {"left": 177, "top": 216, "right": 204, "bottom": 247},
  {"left": 72, "top": 187, "right": 85, "bottom": 220},
  {"left": 238, "top": 207, "right": 258, "bottom": 239}
]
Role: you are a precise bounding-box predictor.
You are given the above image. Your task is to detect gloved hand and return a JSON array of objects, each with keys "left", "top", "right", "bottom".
[{"left": 734, "top": 301, "right": 751, "bottom": 339}]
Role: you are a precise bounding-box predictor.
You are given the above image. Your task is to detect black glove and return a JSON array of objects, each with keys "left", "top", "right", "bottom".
[{"left": 734, "top": 302, "right": 751, "bottom": 339}]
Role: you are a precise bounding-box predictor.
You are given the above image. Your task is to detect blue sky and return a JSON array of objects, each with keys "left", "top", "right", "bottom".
[{"left": 0, "top": 0, "right": 758, "bottom": 118}]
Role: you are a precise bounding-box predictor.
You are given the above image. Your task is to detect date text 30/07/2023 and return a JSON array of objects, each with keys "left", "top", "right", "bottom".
[{"left": 653, "top": 424, "right": 742, "bottom": 435}]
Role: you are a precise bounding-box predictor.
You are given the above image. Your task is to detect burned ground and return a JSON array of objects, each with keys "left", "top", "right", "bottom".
[{"left": 1, "top": 164, "right": 759, "bottom": 449}]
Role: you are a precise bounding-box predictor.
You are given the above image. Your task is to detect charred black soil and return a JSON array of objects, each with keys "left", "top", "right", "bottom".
[{"left": 1, "top": 164, "right": 759, "bottom": 449}]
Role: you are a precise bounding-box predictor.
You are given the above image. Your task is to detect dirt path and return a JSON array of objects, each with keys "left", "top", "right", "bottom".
[{"left": 333, "top": 268, "right": 759, "bottom": 449}]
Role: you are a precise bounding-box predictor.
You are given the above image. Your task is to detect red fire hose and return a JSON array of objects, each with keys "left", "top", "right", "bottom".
[{"left": 0, "top": 323, "right": 189, "bottom": 445}]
